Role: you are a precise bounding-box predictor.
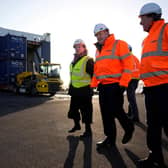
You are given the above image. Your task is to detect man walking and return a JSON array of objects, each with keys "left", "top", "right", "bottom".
[
  {"left": 138, "top": 2, "right": 168, "bottom": 167},
  {"left": 91, "top": 23, "right": 134, "bottom": 148}
]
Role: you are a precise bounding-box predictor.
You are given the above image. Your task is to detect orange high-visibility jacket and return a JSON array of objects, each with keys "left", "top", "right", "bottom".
[
  {"left": 91, "top": 34, "right": 133, "bottom": 88},
  {"left": 132, "top": 54, "right": 140, "bottom": 79},
  {"left": 140, "top": 20, "right": 168, "bottom": 87}
]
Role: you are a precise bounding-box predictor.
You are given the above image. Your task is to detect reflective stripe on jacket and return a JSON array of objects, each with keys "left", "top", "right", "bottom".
[
  {"left": 140, "top": 20, "right": 168, "bottom": 87},
  {"left": 91, "top": 34, "right": 133, "bottom": 88},
  {"left": 70, "top": 56, "right": 91, "bottom": 88}
]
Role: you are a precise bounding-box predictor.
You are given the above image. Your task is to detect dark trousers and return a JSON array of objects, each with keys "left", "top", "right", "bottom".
[
  {"left": 98, "top": 83, "right": 133, "bottom": 143},
  {"left": 144, "top": 83, "right": 168, "bottom": 163},
  {"left": 126, "top": 79, "right": 139, "bottom": 119},
  {"left": 68, "top": 95, "right": 93, "bottom": 124}
]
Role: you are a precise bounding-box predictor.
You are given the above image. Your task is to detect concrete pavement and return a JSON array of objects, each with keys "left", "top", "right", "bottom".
[{"left": 0, "top": 91, "right": 167, "bottom": 168}]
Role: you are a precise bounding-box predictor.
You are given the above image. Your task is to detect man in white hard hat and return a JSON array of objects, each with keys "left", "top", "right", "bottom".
[
  {"left": 67, "top": 39, "right": 94, "bottom": 138},
  {"left": 138, "top": 2, "right": 168, "bottom": 168},
  {"left": 91, "top": 23, "right": 134, "bottom": 148}
]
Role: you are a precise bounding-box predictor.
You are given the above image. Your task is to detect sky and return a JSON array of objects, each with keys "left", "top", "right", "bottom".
[{"left": 0, "top": 0, "right": 168, "bottom": 88}]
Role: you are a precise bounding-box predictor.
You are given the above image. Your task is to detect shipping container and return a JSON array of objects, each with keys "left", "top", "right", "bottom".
[
  {"left": 0, "top": 34, "right": 26, "bottom": 59},
  {"left": 0, "top": 59, "right": 26, "bottom": 85},
  {"left": 0, "top": 27, "right": 51, "bottom": 90}
]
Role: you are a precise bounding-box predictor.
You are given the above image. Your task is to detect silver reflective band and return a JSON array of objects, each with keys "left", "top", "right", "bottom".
[
  {"left": 141, "top": 70, "right": 168, "bottom": 78},
  {"left": 124, "top": 69, "right": 132, "bottom": 73},
  {"left": 71, "top": 79, "right": 91, "bottom": 83},
  {"left": 96, "top": 73, "right": 122, "bottom": 79},
  {"left": 142, "top": 51, "right": 168, "bottom": 58},
  {"left": 94, "top": 69, "right": 131, "bottom": 79},
  {"left": 120, "top": 53, "right": 131, "bottom": 60},
  {"left": 96, "top": 55, "right": 120, "bottom": 61},
  {"left": 96, "top": 40, "right": 131, "bottom": 62},
  {"left": 96, "top": 53, "right": 131, "bottom": 61}
]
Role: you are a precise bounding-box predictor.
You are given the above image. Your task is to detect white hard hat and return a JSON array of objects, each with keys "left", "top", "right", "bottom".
[
  {"left": 94, "top": 23, "right": 108, "bottom": 35},
  {"left": 73, "top": 39, "right": 85, "bottom": 47},
  {"left": 139, "top": 2, "right": 162, "bottom": 16}
]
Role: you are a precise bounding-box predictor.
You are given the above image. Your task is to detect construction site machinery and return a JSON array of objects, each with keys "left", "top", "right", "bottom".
[
  {"left": 15, "top": 62, "right": 63, "bottom": 96},
  {"left": 0, "top": 27, "right": 63, "bottom": 95}
]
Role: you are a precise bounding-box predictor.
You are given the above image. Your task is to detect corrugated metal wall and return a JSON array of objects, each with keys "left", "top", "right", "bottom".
[
  {"left": 0, "top": 33, "right": 51, "bottom": 87},
  {"left": 0, "top": 34, "right": 26, "bottom": 86}
]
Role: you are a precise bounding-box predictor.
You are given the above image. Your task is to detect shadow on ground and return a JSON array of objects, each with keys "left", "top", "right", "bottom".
[
  {"left": 64, "top": 135, "right": 92, "bottom": 168},
  {"left": 0, "top": 91, "right": 53, "bottom": 117},
  {"left": 96, "top": 145, "right": 127, "bottom": 168}
]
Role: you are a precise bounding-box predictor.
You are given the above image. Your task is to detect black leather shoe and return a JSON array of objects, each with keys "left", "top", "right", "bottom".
[
  {"left": 68, "top": 125, "right": 81, "bottom": 133},
  {"left": 96, "top": 137, "right": 115, "bottom": 148},
  {"left": 122, "top": 126, "right": 134, "bottom": 144},
  {"left": 80, "top": 131, "right": 92, "bottom": 138},
  {"left": 138, "top": 157, "right": 167, "bottom": 168}
]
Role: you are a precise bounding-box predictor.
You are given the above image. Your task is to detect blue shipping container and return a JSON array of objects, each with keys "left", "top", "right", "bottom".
[
  {"left": 0, "top": 34, "right": 27, "bottom": 60},
  {"left": 0, "top": 59, "right": 26, "bottom": 85}
]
